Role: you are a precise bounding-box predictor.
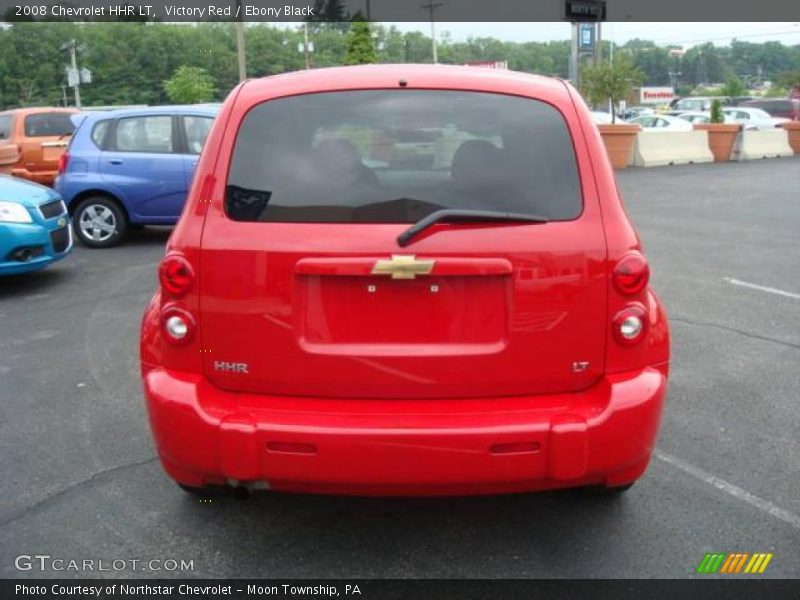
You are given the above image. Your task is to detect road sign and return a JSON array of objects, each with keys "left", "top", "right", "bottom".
[
  {"left": 80, "top": 68, "right": 92, "bottom": 84},
  {"left": 579, "top": 23, "right": 595, "bottom": 50},
  {"left": 639, "top": 87, "right": 676, "bottom": 105},
  {"left": 66, "top": 67, "right": 79, "bottom": 87},
  {"left": 564, "top": 0, "right": 606, "bottom": 22}
]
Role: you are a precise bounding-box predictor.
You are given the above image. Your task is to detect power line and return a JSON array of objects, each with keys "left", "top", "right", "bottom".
[{"left": 639, "top": 28, "right": 800, "bottom": 47}]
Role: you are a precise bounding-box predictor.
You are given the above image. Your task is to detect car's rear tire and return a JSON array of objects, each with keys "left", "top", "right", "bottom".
[
  {"left": 580, "top": 482, "right": 635, "bottom": 496},
  {"left": 178, "top": 483, "right": 232, "bottom": 498},
  {"left": 73, "top": 196, "right": 127, "bottom": 248}
]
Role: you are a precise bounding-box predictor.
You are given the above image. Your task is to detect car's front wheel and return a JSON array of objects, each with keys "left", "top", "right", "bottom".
[{"left": 73, "top": 196, "right": 127, "bottom": 248}]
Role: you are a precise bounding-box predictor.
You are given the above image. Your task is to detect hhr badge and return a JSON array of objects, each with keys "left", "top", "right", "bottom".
[
  {"left": 371, "top": 254, "right": 435, "bottom": 280},
  {"left": 214, "top": 361, "right": 249, "bottom": 374}
]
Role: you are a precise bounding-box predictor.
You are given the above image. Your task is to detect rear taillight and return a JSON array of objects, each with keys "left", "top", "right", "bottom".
[
  {"left": 613, "top": 253, "right": 650, "bottom": 295},
  {"left": 57, "top": 152, "right": 69, "bottom": 175},
  {"left": 613, "top": 304, "right": 647, "bottom": 345},
  {"left": 159, "top": 254, "right": 194, "bottom": 297},
  {"left": 161, "top": 305, "right": 196, "bottom": 345}
]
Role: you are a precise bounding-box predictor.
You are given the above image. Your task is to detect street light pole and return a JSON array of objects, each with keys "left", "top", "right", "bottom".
[
  {"left": 569, "top": 22, "right": 578, "bottom": 84},
  {"left": 594, "top": 0, "right": 602, "bottom": 64},
  {"left": 420, "top": 1, "right": 443, "bottom": 64},
  {"left": 303, "top": 22, "right": 310, "bottom": 70},
  {"left": 235, "top": 0, "right": 246, "bottom": 81}
]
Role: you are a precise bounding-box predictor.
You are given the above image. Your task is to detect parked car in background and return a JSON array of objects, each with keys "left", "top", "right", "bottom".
[
  {"left": 0, "top": 108, "right": 80, "bottom": 186},
  {"left": 721, "top": 107, "right": 789, "bottom": 130},
  {"left": 676, "top": 111, "right": 741, "bottom": 126},
  {"left": 589, "top": 111, "right": 627, "bottom": 124},
  {"left": 667, "top": 97, "right": 723, "bottom": 114},
  {"left": 628, "top": 114, "right": 693, "bottom": 131},
  {"left": 742, "top": 98, "right": 800, "bottom": 121},
  {"left": 55, "top": 105, "right": 219, "bottom": 248},
  {"left": 620, "top": 106, "right": 654, "bottom": 121},
  {"left": 141, "top": 65, "right": 670, "bottom": 498},
  {"left": 0, "top": 175, "right": 72, "bottom": 275}
]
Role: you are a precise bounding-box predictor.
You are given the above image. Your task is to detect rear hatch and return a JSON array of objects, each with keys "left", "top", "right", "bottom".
[
  {"left": 199, "top": 89, "right": 606, "bottom": 399},
  {"left": 19, "top": 111, "right": 76, "bottom": 176},
  {"left": 0, "top": 113, "right": 19, "bottom": 171}
]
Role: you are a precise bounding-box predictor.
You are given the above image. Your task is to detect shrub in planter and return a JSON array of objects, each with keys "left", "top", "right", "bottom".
[
  {"left": 597, "top": 123, "right": 642, "bottom": 169},
  {"left": 780, "top": 122, "right": 800, "bottom": 154},
  {"left": 581, "top": 56, "right": 644, "bottom": 169},
  {"left": 693, "top": 99, "right": 741, "bottom": 162}
]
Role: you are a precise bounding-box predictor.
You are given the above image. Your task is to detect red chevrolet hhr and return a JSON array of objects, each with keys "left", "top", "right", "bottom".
[{"left": 140, "top": 65, "right": 669, "bottom": 497}]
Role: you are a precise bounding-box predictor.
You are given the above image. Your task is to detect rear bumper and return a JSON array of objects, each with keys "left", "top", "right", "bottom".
[
  {"left": 0, "top": 166, "right": 57, "bottom": 186},
  {"left": 142, "top": 365, "right": 668, "bottom": 496}
]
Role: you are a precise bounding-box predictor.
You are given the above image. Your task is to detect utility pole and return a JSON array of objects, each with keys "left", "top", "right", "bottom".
[
  {"left": 235, "top": 0, "right": 246, "bottom": 81},
  {"left": 365, "top": 0, "right": 371, "bottom": 21},
  {"left": 61, "top": 39, "right": 82, "bottom": 109},
  {"left": 420, "top": 1, "right": 443, "bottom": 64}
]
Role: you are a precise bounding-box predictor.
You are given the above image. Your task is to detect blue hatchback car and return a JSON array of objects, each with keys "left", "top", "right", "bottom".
[
  {"left": 55, "top": 105, "right": 218, "bottom": 248},
  {"left": 0, "top": 175, "right": 72, "bottom": 275}
]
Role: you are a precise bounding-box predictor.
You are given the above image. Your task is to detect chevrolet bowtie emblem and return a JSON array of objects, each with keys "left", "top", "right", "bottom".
[{"left": 371, "top": 254, "right": 435, "bottom": 280}]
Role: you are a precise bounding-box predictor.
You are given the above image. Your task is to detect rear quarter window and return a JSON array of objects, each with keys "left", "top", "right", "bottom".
[
  {"left": 24, "top": 112, "right": 75, "bottom": 137},
  {"left": 91, "top": 120, "right": 111, "bottom": 149},
  {"left": 0, "top": 115, "right": 13, "bottom": 140},
  {"left": 225, "top": 90, "right": 582, "bottom": 223}
]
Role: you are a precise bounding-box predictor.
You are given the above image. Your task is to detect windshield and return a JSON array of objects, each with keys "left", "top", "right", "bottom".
[{"left": 226, "top": 90, "right": 582, "bottom": 223}]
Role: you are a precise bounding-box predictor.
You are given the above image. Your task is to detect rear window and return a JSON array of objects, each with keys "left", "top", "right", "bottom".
[
  {"left": 675, "top": 99, "right": 708, "bottom": 111},
  {"left": 0, "top": 115, "right": 12, "bottom": 140},
  {"left": 226, "top": 90, "right": 582, "bottom": 223},
  {"left": 24, "top": 112, "right": 75, "bottom": 137}
]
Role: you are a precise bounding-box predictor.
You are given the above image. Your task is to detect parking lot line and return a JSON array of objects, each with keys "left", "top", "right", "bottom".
[
  {"left": 655, "top": 450, "right": 800, "bottom": 531},
  {"left": 723, "top": 277, "right": 800, "bottom": 300}
]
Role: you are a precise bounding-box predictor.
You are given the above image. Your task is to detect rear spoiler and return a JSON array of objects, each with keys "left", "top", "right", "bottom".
[{"left": 70, "top": 113, "right": 90, "bottom": 128}]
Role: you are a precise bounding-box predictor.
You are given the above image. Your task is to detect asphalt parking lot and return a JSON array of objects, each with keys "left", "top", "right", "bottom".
[{"left": 1, "top": 157, "right": 799, "bottom": 579}]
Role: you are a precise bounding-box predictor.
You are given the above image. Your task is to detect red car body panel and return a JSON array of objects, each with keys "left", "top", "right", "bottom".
[{"left": 140, "top": 65, "right": 670, "bottom": 496}]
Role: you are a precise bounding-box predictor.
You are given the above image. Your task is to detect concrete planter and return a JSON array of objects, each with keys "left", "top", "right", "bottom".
[
  {"left": 598, "top": 123, "right": 641, "bottom": 169},
  {"left": 692, "top": 123, "right": 742, "bottom": 162},
  {"left": 780, "top": 121, "right": 800, "bottom": 154}
]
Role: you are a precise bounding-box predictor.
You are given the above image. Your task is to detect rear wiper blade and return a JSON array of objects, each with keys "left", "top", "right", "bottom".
[{"left": 397, "top": 209, "right": 549, "bottom": 247}]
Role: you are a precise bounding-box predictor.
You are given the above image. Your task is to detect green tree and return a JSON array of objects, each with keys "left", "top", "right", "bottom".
[
  {"left": 343, "top": 13, "right": 375, "bottom": 65},
  {"left": 765, "top": 86, "right": 788, "bottom": 98},
  {"left": 720, "top": 76, "right": 747, "bottom": 97},
  {"left": 163, "top": 66, "right": 216, "bottom": 104},
  {"left": 581, "top": 55, "right": 644, "bottom": 123},
  {"left": 776, "top": 70, "right": 800, "bottom": 94}
]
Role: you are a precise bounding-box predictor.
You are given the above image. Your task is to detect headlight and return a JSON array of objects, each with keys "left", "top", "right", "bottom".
[{"left": 0, "top": 201, "right": 33, "bottom": 224}]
